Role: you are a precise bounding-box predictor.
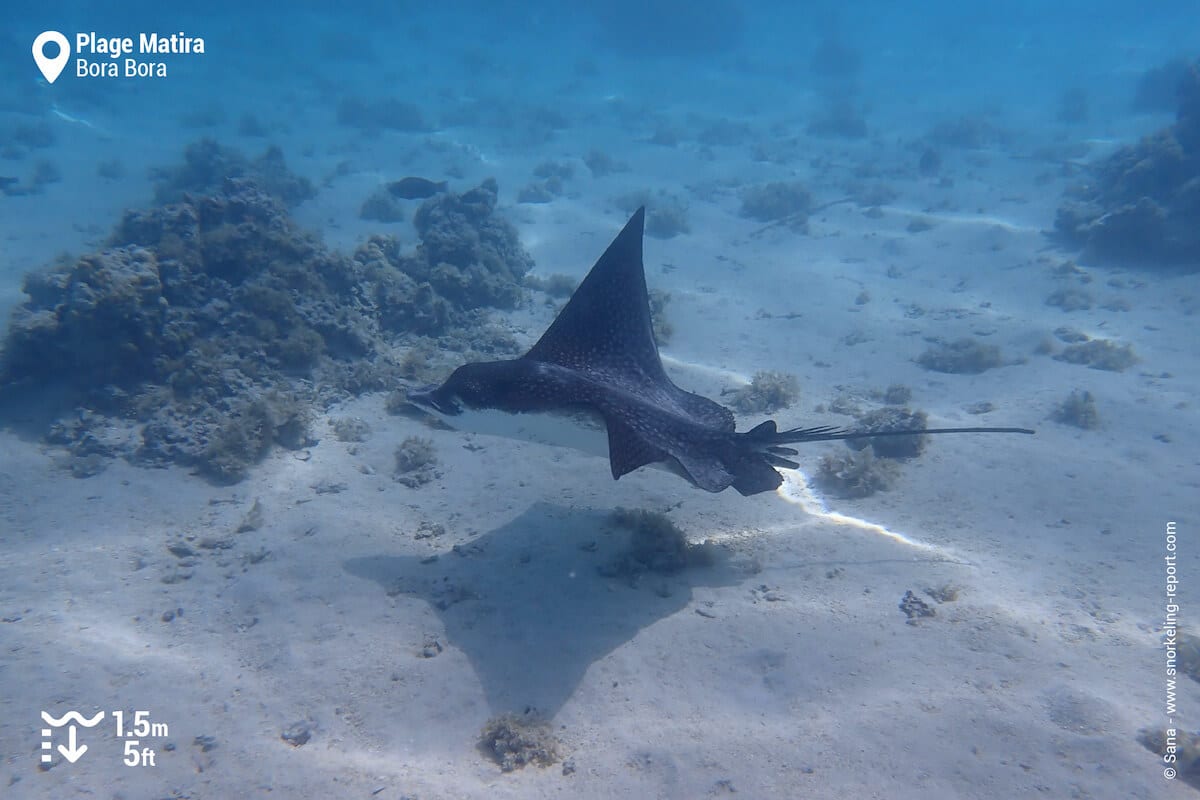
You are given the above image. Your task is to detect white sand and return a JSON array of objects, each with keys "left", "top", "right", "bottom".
[{"left": 1, "top": 73, "right": 1197, "bottom": 800}]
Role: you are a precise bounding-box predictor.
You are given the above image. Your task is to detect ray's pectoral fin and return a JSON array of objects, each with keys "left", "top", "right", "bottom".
[
  {"left": 670, "top": 450, "right": 736, "bottom": 494},
  {"left": 605, "top": 418, "right": 669, "bottom": 480},
  {"left": 727, "top": 455, "right": 784, "bottom": 496},
  {"left": 670, "top": 445, "right": 783, "bottom": 496},
  {"left": 605, "top": 415, "right": 791, "bottom": 495}
]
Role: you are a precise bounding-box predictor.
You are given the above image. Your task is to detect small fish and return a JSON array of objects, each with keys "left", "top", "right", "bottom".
[
  {"left": 0, "top": 177, "right": 19, "bottom": 195},
  {"left": 387, "top": 177, "right": 448, "bottom": 199}
]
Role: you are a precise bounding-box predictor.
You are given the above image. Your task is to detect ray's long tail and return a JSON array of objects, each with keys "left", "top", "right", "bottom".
[{"left": 742, "top": 420, "right": 1035, "bottom": 469}]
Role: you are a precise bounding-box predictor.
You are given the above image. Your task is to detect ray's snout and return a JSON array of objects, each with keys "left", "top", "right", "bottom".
[{"left": 407, "top": 383, "right": 460, "bottom": 416}]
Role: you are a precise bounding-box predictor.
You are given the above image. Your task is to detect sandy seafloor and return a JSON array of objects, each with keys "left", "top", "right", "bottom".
[{"left": 2, "top": 40, "right": 1200, "bottom": 800}]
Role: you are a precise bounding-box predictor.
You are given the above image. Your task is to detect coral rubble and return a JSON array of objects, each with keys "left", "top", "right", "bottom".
[
  {"left": 0, "top": 144, "right": 532, "bottom": 483},
  {"left": 1054, "top": 58, "right": 1200, "bottom": 270},
  {"left": 150, "top": 138, "right": 314, "bottom": 207},
  {"left": 479, "top": 712, "right": 560, "bottom": 772}
]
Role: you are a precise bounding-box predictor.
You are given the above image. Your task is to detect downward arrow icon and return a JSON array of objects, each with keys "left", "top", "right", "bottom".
[{"left": 57, "top": 725, "right": 87, "bottom": 763}]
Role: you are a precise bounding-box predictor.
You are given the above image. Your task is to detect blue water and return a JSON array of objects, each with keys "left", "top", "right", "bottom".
[{"left": 3, "top": 2, "right": 1195, "bottom": 136}]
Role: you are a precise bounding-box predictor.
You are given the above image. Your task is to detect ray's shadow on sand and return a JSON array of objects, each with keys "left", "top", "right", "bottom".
[{"left": 345, "top": 502, "right": 743, "bottom": 717}]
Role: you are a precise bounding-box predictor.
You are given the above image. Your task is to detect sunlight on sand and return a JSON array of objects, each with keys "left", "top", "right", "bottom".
[
  {"left": 776, "top": 471, "right": 945, "bottom": 554},
  {"left": 62, "top": 613, "right": 196, "bottom": 668},
  {"left": 883, "top": 205, "right": 1043, "bottom": 233},
  {"left": 661, "top": 354, "right": 751, "bottom": 386}
]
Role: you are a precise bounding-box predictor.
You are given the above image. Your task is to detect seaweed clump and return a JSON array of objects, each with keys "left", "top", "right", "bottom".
[
  {"left": 847, "top": 407, "right": 928, "bottom": 459},
  {"left": 1053, "top": 339, "right": 1138, "bottom": 372},
  {"left": 1, "top": 160, "right": 64, "bottom": 196},
  {"left": 926, "top": 114, "right": 1006, "bottom": 149},
  {"left": 479, "top": 712, "right": 560, "bottom": 772},
  {"left": 814, "top": 450, "right": 898, "bottom": 499},
  {"left": 516, "top": 181, "right": 559, "bottom": 204},
  {"left": 739, "top": 181, "right": 812, "bottom": 224},
  {"left": 523, "top": 273, "right": 577, "bottom": 299},
  {"left": 336, "top": 96, "right": 428, "bottom": 133},
  {"left": 1176, "top": 629, "right": 1200, "bottom": 683},
  {"left": 916, "top": 337, "right": 1008, "bottom": 374},
  {"left": 331, "top": 416, "right": 371, "bottom": 442},
  {"left": 1054, "top": 58, "right": 1200, "bottom": 270},
  {"left": 878, "top": 384, "right": 912, "bottom": 405},
  {"left": 517, "top": 161, "right": 572, "bottom": 204},
  {"left": 645, "top": 204, "right": 691, "bottom": 239},
  {"left": 583, "top": 149, "right": 628, "bottom": 177},
  {"left": 613, "top": 191, "right": 691, "bottom": 239},
  {"left": 807, "top": 99, "right": 868, "bottom": 139},
  {"left": 1051, "top": 390, "right": 1100, "bottom": 429},
  {"left": 359, "top": 188, "right": 405, "bottom": 223},
  {"left": 648, "top": 289, "right": 673, "bottom": 345},
  {"left": 727, "top": 371, "right": 800, "bottom": 414},
  {"left": 602, "top": 507, "right": 712, "bottom": 578},
  {"left": 1045, "top": 286, "right": 1093, "bottom": 311}
]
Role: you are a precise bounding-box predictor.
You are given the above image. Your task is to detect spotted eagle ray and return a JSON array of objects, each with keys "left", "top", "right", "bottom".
[{"left": 408, "top": 208, "right": 1033, "bottom": 495}]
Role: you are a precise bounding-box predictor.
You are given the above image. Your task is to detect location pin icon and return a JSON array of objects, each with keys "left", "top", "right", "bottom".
[{"left": 32, "top": 31, "right": 70, "bottom": 84}]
